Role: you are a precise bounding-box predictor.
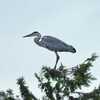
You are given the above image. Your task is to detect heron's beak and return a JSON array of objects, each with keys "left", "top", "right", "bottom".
[{"left": 23, "top": 33, "right": 33, "bottom": 38}]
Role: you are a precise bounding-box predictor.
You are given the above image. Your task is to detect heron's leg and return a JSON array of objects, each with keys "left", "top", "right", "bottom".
[{"left": 54, "top": 52, "right": 60, "bottom": 69}]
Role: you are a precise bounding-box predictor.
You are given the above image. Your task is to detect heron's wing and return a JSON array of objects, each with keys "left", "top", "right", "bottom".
[{"left": 41, "top": 36, "right": 70, "bottom": 51}]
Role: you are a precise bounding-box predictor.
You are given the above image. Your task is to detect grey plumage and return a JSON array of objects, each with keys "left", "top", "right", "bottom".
[{"left": 23, "top": 31, "right": 76, "bottom": 69}]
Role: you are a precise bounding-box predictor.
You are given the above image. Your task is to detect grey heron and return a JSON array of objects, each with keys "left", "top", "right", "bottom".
[{"left": 23, "top": 31, "right": 76, "bottom": 69}]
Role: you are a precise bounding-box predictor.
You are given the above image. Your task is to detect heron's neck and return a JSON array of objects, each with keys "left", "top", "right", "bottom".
[{"left": 34, "top": 36, "right": 42, "bottom": 46}]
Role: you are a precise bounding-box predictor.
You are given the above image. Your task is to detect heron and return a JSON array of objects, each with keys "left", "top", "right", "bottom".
[{"left": 23, "top": 31, "right": 76, "bottom": 69}]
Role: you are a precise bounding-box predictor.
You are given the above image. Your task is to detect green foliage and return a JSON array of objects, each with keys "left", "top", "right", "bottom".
[
  {"left": 0, "top": 53, "right": 99, "bottom": 100},
  {"left": 0, "top": 89, "right": 16, "bottom": 100},
  {"left": 35, "top": 53, "right": 99, "bottom": 100},
  {"left": 80, "top": 85, "right": 100, "bottom": 100},
  {"left": 73, "top": 53, "right": 97, "bottom": 88},
  {"left": 17, "top": 77, "right": 38, "bottom": 100}
]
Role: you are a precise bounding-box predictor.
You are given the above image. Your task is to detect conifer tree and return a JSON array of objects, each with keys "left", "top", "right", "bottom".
[
  {"left": 35, "top": 53, "right": 100, "bottom": 100},
  {"left": 0, "top": 53, "right": 100, "bottom": 100}
]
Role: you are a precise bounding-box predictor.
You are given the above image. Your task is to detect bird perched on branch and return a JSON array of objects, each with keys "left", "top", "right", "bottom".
[{"left": 23, "top": 31, "right": 76, "bottom": 69}]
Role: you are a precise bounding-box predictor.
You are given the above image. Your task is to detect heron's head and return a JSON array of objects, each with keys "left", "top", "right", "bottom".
[
  {"left": 69, "top": 45, "right": 76, "bottom": 53},
  {"left": 23, "top": 31, "right": 41, "bottom": 38}
]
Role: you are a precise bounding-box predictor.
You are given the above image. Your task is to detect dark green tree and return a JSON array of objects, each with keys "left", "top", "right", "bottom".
[
  {"left": 0, "top": 89, "right": 16, "bottom": 100},
  {"left": 0, "top": 53, "right": 100, "bottom": 100},
  {"left": 17, "top": 77, "right": 38, "bottom": 100},
  {"left": 35, "top": 53, "right": 100, "bottom": 100}
]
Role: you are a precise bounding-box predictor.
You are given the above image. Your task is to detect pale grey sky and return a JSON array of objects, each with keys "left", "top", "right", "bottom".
[{"left": 0, "top": 0, "right": 100, "bottom": 97}]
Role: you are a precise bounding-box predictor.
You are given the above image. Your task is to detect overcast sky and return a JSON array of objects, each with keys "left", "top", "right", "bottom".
[{"left": 0, "top": 0, "right": 100, "bottom": 97}]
